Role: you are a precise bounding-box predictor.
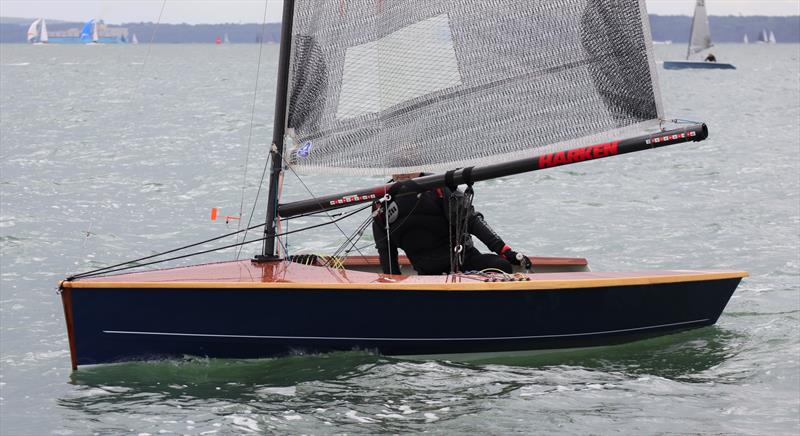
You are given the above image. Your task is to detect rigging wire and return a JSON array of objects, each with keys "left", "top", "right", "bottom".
[
  {"left": 235, "top": 0, "right": 271, "bottom": 252},
  {"left": 69, "top": 221, "right": 267, "bottom": 280},
  {"left": 69, "top": 202, "right": 373, "bottom": 280},
  {"left": 274, "top": 150, "right": 372, "bottom": 260}
]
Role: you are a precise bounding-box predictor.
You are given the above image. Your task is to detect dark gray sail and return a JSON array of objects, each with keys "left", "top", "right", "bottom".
[{"left": 285, "top": 0, "right": 663, "bottom": 175}]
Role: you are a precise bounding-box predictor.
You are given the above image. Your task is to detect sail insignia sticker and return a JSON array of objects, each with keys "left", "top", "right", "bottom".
[{"left": 297, "top": 141, "right": 313, "bottom": 157}]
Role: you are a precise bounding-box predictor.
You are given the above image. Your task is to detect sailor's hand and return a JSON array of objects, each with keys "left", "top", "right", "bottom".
[{"left": 500, "top": 245, "right": 532, "bottom": 269}]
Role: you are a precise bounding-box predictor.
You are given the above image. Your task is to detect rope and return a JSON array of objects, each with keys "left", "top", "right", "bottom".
[{"left": 448, "top": 186, "right": 474, "bottom": 274}]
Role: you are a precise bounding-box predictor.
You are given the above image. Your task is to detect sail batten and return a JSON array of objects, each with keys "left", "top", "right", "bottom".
[{"left": 285, "top": 0, "right": 663, "bottom": 176}]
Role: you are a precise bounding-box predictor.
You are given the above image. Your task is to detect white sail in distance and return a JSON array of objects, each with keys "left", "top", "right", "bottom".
[
  {"left": 92, "top": 22, "right": 99, "bottom": 43},
  {"left": 687, "top": 0, "right": 713, "bottom": 59},
  {"left": 27, "top": 18, "right": 41, "bottom": 43},
  {"left": 285, "top": 0, "right": 663, "bottom": 176},
  {"left": 39, "top": 19, "right": 48, "bottom": 43}
]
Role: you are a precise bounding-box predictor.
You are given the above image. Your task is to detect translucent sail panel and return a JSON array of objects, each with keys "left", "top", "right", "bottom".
[
  {"left": 286, "top": 0, "right": 663, "bottom": 175},
  {"left": 688, "top": 0, "right": 713, "bottom": 57}
]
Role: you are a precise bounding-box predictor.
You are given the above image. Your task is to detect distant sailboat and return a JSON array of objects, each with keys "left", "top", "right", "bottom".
[
  {"left": 768, "top": 30, "right": 777, "bottom": 44},
  {"left": 663, "top": 0, "right": 735, "bottom": 70},
  {"left": 224, "top": 33, "right": 230, "bottom": 44},
  {"left": 131, "top": 33, "right": 139, "bottom": 44},
  {"left": 743, "top": 34, "right": 749, "bottom": 44},
  {"left": 27, "top": 18, "right": 48, "bottom": 44},
  {"left": 758, "top": 29, "right": 769, "bottom": 43}
]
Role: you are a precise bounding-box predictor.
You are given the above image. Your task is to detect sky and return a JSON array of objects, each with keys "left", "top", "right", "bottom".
[{"left": 1, "top": 0, "right": 798, "bottom": 25}]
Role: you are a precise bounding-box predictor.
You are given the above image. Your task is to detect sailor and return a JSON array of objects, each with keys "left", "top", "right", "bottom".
[
  {"left": 372, "top": 173, "right": 530, "bottom": 275},
  {"left": 705, "top": 53, "right": 717, "bottom": 62}
]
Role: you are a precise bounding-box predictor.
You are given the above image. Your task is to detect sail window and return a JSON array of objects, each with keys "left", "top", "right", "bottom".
[{"left": 336, "top": 14, "right": 462, "bottom": 120}]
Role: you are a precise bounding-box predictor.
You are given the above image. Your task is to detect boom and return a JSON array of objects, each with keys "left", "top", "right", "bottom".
[{"left": 278, "top": 123, "right": 708, "bottom": 219}]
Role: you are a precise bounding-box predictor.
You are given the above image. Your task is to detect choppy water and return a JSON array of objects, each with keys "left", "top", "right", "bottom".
[{"left": 1, "top": 43, "right": 798, "bottom": 435}]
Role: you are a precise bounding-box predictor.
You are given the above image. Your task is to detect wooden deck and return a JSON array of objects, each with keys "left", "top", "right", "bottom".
[{"left": 61, "top": 257, "right": 747, "bottom": 291}]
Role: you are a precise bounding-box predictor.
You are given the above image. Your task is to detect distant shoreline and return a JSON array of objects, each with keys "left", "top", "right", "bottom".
[{"left": 2, "top": 15, "right": 798, "bottom": 44}]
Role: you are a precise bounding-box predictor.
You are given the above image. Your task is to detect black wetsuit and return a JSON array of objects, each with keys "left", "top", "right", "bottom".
[{"left": 372, "top": 187, "right": 512, "bottom": 275}]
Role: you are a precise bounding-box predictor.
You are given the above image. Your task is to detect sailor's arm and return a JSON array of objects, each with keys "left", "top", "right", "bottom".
[{"left": 469, "top": 210, "right": 531, "bottom": 268}]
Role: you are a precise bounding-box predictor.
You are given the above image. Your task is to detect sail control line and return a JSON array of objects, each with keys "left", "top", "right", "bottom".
[
  {"left": 447, "top": 167, "right": 475, "bottom": 274},
  {"left": 275, "top": 123, "right": 708, "bottom": 221}
]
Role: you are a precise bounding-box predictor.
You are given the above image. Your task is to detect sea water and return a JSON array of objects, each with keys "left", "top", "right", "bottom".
[{"left": 1, "top": 43, "right": 798, "bottom": 434}]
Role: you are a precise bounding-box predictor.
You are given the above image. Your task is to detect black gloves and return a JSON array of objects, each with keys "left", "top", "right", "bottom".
[{"left": 500, "top": 245, "right": 532, "bottom": 269}]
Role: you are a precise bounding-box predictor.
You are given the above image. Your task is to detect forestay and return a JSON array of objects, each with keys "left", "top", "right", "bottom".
[{"left": 285, "top": 0, "right": 663, "bottom": 175}]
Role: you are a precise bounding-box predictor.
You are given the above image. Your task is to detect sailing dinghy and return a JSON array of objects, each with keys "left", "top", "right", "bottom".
[
  {"left": 663, "top": 0, "right": 735, "bottom": 70},
  {"left": 27, "top": 18, "right": 48, "bottom": 44},
  {"left": 59, "top": 0, "right": 746, "bottom": 369}
]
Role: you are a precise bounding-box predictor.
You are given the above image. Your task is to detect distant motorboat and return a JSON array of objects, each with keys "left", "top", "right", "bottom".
[{"left": 663, "top": 0, "right": 735, "bottom": 70}]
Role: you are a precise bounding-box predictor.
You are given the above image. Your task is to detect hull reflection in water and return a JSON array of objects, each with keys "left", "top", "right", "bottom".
[{"left": 59, "top": 259, "right": 746, "bottom": 369}]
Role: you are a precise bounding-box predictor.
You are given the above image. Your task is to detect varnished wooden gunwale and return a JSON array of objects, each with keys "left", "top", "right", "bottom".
[{"left": 60, "top": 269, "right": 748, "bottom": 291}]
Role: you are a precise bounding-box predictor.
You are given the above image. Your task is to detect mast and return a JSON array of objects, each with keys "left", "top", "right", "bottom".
[{"left": 259, "top": 0, "right": 296, "bottom": 260}]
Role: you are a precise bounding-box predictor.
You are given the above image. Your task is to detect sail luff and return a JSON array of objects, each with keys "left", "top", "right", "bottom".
[
  {"left": 261, "top": 0, "right": 297, "bottom": 259},
  {"left": 278, "top": 124, "right": 708, "bottom": 219}
]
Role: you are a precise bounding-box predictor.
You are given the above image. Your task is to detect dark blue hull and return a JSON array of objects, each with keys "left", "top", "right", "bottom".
[
  {"left": 663, "top": 60, "right": 736, "bottom": 70},
  {"left": 63, "top": 277, "right": 742, "bottom": 367}
]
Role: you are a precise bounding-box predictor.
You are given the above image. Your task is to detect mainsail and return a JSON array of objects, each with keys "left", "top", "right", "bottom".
[
  {"left": 687, "top": 0, "right": 713, "bottom": 58},
  {"left": 284, "top": 0, "right": 663, "bottom": 175},
  {"left": 39, "top": 19, "right": 48, "bottom": 43},
  {"left": 80, "top": 20, "right": 94, "bottom": 40},
  {"left": 27, "top": 19, "right": 40, "bottom": 43}
]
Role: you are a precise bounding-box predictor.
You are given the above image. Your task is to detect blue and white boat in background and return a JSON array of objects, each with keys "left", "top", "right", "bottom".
[
  {"left": 663, "top": 0, "right": 735, "bottom": 70},
  {"left": 81, "top": 19, "right": 100, "bottom": 44}
]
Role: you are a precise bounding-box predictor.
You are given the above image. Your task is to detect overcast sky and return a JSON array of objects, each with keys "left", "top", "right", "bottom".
[{"left": 1, "top": 0, "right": 798, "bottom": 25}]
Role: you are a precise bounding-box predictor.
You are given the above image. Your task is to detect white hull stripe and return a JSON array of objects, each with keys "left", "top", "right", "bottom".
[{"left": 103, "top": 319, "right": 709, "bottom": 341}]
